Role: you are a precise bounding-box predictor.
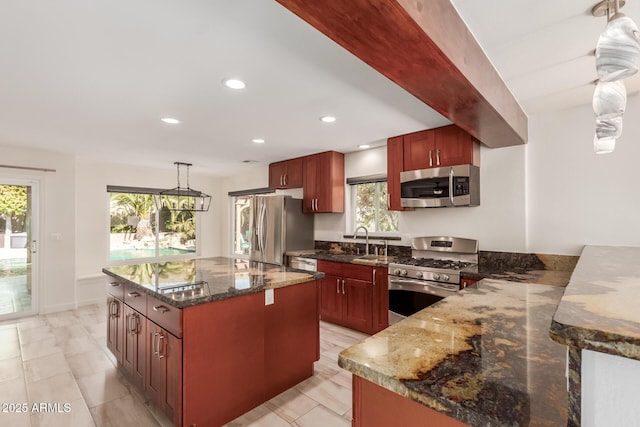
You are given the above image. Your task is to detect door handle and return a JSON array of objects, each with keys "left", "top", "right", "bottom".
[
  {"left": 283, "top": 173, "right": 287, "bottom": 186},
  {"left": 342, "top": 279, "right": 346, "bottom": 295},
  {"left": 127, "top": 291, "right": 140, "bottom": 298},
  {"left": 373, "top": 269, "right": 376, "bottom": 285},
  {"left": 436, "top": 149, "right": 441, "bottom": 166},
  {"left": 157, "top": 333, "right": 166, "bottom": 359},
  {"left": 449, "top": 167, "right": 455, "bottom": 206},
  {"left": 428, "top": 149, "right": 433, "bottom": 167},
  {"left": 336, "top": 278, "right": 340, "bottom": 294},
  {"left": 31, "top": 240, "right": 37, "bottom": 254},
  {"left": 153, "top": 305, "right": 170, "bottom": 314}
]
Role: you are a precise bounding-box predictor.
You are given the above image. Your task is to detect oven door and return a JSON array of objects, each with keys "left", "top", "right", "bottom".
[{"left": 388, "top": 276, "right": 458, "bottom": 325}]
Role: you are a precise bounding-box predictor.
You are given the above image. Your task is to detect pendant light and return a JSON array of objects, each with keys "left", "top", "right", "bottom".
[
  {"left": 156, "top": 162, "right": 211, "bottom": 212},
  {"left": 594, "top": 134, "right": 617, "bottom": 154},
  {"left": 594, "top": 0, "right": 640, "bottom": 82},
  {"left": 592, "top": 80, "right": 627, "bottom": 118}
]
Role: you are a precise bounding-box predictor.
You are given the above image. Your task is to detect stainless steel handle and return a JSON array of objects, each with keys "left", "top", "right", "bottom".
[
  {"left": 259, "top": 202, "right": 267, "bottom": 252},
  {"left": 110, "top": 299, "right": 119, "bottom": 318},
  {"left": 127, "top": 291, "right": 140, "bottom": 298},
  {"left": 428, "top": 150, "right": 433, "bottom": 167},
  {"left": 449, "top": 167, "right": 455, "bottom": 206},
  {"left": 157, "top": 333, "right": 166, "bottom": 359},
  {"left": 109, "top": 282, "right": 120, "bottom": 287},
  {"left": 373, "top": 269, "right": 376, "bottom": 286},
  {"left": 336, "top": 278, "right": 340, "bottom": 294},
  {"left": 153, "top": 305, "right": 170, "bottom": 314},
  {"left": 153, "top": 332, "right": 159, "bottom": 357},
  {"left": 283, "top": 173, "right": 287, "bottom": 186},
  {"left": 436, "top": 149, "right": 441, "bottom": 166},
  {"left": 280, "top": 175, "right": 283, "bottom": 186},
  {"left": 387, "top": 193, "right": 390, "bottom": 209},
  {"left": 342, "top": 279, "right": 345, "bottom": 295}
]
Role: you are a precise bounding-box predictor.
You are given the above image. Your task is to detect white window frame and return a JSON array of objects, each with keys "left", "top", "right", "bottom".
[{"left": 349, "top": 178, "right": 399, "bottom": 235}]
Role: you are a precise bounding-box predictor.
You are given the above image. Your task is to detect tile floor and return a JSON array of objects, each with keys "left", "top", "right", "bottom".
[{"left": 0, "top": 303, "right": 368, "bottom": 426}]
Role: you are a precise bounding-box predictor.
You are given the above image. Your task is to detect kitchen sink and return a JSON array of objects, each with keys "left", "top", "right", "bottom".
[{"left": 352, "top": 255, "right": 392, "bottom": 265}]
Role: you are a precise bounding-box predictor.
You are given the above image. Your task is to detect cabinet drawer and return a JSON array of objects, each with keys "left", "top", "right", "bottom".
[
  {"left": 342, "top": 264, "right": 374, "bottom": 282},
  {"left": 317, "top": 260, "right": 343, "bottom": 276},
  {"left": 106, "top": 278, "right": 124, "bottom": 300},
  {"left": 124, "top": 284, "right": 147, "bottom": 314},
  {"left": 147, "top": 295, "right": 182, "bottom": 338}
]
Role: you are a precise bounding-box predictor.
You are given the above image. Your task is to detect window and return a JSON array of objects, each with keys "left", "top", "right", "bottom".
[
  {"left": 108, "top": 186, "right": 197, "bottom": 263},
  {"left": 351, "top": 180, "right": 398, "bottom": 232},
  {"left": 231, "top": 195, "right": 252, "bottom": 258}
]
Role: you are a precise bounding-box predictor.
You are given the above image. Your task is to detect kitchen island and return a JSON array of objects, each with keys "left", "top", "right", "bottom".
[
  {"left": 103, "top": 257, "right": 323, "bottom": 427},
  {"left": 338, "top": 279, "right": 568, "bottom": 427}
]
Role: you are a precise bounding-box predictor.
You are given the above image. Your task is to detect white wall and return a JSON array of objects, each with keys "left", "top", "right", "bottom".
[
  {"left": 582, "top": 349, "right": 640, "bottom": 427},
  {"left": 1, "top": 145, "right": 76, "bottom": 313},
  {"left": 527, "top": 97, "right": 640, "bottom": 255},
  {"left": 313, "top": 144, "right": 528, "bottom": 252}
]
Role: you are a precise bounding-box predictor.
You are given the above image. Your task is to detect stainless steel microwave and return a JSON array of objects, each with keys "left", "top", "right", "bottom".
[{"left": 400, "top": 164, "right": 479, "bottom": 208}]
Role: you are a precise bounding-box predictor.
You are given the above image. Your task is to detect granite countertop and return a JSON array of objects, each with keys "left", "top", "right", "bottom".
[
  {"left": 288, "top": 249, "right": 574, "bottom": 285},
  {"left": 550, "top": 245, "right": 640, "bottom": 360},
  {"left": 103, "top": 256, "right": 323, "bottom": 309},
  {"left": 339, "top": 279, "right": 568, "bottom": 427}
]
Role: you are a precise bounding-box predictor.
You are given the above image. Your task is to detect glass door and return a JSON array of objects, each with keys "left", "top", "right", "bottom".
[{"left": 0, "top": 179, "right": 38, "bottom": 319}]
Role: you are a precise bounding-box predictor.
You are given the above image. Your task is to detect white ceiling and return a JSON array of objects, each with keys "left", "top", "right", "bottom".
[{"left": 1, "top": 0, "right": 638, "bottom": 176}]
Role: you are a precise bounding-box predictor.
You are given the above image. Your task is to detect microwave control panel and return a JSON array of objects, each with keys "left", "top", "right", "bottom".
[{"left": 453, "top": 177, "right": 470, "bottom": 196}]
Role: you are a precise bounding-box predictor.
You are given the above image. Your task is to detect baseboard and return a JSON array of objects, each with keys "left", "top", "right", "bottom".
[{"left": 42, "top": 302, "right": 77, "bottom": 314}]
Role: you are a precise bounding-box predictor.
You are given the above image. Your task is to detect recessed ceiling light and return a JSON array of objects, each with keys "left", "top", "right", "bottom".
[
  {"left": 320, "top": 115, "right": 336, "bottom": 123},
  {"left": 242, "top": 160, "right": 258, "bottom": 163},
  {"left": 161, "top": 117, "right": 180, "bottom": 124},
  {"left": 358, "top": 144, "right": 371, "bottom": 149},
  {"left": 252, "top": 138, "right": 265, "bottom": 144},
  {"left": 223, "top": 78, "right": 246, "bottom": 90}
]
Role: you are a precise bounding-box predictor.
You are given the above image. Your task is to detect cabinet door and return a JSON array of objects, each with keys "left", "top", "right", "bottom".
[
  {"left": 106, "top": 297, "right": 123, "bottom": 363},
  {"left": 434, "top": 125, "right": 476, "bottom": 166},
  {"left": 403, "top": 129, "right": 435, "bottom": 171},
  {"left": 320, "top": 274, "right": 343, "bottom": 323},
  {"left": 387, "top": 136, "right": 407, "bottom": 211},
  {"left": 302, "top": 155, "right": 318, "bottom": 213},
  {"left": 342, "top": 278, "right": 373, "bottom": 332},
  {"left": 146, "top": 320, "right": 165, "bottom": 409},
  {"left": 122, "top": 305, "right": 146, "bottom": 389},
  {"left": 372, "top": 267, "right": 389, "bottom": 333},
  {"left": 283, "top": 157, "right": 303, "bottom": 188},
  {"left": 164, "top": 330, "right": 182, "bottom": 426},
  {"left": 269, "top": 161, "right": 287, "bottom": 189}
]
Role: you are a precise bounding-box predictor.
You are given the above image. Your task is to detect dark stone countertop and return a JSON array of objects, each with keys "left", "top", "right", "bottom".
[
  {"left": 550, "top": 245, "right": 640, "bottom": 360},
  {"left": 339, "top": 279, "right": 568, "bottom": 426},
  {"left": 103, "top": 256, "right": 323, "bottom": 309}
]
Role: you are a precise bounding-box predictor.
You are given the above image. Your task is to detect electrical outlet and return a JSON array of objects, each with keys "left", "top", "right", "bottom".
[{"left": 265, "top": 288, "right": 274, "bottom": 305}]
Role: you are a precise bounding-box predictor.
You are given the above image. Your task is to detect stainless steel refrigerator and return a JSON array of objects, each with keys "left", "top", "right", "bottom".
[{"left": 249, "top": 195, "right": 314, "bottom": 265}]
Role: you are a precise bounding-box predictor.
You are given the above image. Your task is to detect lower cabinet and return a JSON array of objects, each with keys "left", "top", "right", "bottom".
[
  {"left": 106, "top": 278, "right": 320, "bottom": 427},
  {"left": 122, "top": 304, "right": 145, "bottom": 389},
  {"left": 146, "top": 319, "right": 182, "bottom": 426},
  {"left": 106, "top": 297, "right": 123, "bottom": 364},
  {"left": 318, "top": 261, "right": 388, "bottom": 334}
]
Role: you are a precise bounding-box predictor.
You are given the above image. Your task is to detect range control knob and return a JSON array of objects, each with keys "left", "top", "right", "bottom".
[
  {"left": 393, "top": 269, "right": 402, "bottom": 275},
  {"left": 433, "top": 273, "right": 441, "bottom": 281},
  {"left": 441, "top": 274, "right": 450, "bottom": 282},
  {"left": 416, "top": 271, "right": 423, "bottom": 278},
  {"left": 400, "top": 269, "right": 408, "bottom": 277}
]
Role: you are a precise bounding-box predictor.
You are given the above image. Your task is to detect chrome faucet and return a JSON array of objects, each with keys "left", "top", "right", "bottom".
[{"left": 352, "top": 225, "right": 369, "bottom": 255}]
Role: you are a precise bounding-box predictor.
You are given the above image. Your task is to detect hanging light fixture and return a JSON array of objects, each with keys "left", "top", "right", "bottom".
[
  {"left": 156, "top": 162, "right": 211, "bottom": 212},
  {"left": 594, "top": 134, "right": 617, "bottom": 153},
  {"left": 594, "top": 0, "right": 640, "bottom": 82},
  {"left": 592, "top": 79, "right": 627, "bottom": 118}
]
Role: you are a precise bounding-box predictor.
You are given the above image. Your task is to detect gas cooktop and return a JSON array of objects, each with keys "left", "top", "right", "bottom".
[{"left": 393, "top": 257, "right": 476, "bottom": 270}]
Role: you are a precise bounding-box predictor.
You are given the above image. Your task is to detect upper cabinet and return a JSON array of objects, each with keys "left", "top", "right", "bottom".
[
  {"left": 303, "top": 151, "right": 344, "bottom": 213},
  {"left": 386, "top": 136, "right": 407, "bottom": 212},
  {"left": 403, "top": 125, "right": 480, "bottom": 171},
  {"left": 268, "top": 157, "right": 303, "bottom": 189},
  {"left": 387, "top": 124, "right": 480, "bottom": 211}
]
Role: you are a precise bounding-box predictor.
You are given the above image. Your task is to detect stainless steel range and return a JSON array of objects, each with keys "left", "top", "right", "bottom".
[{"left": 388, "top": 236, "right": 478, "bottom": 324}]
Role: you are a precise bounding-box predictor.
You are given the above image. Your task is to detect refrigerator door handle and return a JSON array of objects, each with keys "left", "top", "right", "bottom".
[{"left": 259, "top": 201, "right": 267, "bottom": 253}]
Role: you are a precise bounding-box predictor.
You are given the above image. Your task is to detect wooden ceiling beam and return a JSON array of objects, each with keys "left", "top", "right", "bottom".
[{"left": 274, "top": 0, "right": 528, "bottom": 148}]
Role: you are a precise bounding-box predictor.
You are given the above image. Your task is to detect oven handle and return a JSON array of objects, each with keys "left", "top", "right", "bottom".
[{"left": 388, "top": 277, "right": 458, "bottom": 299}]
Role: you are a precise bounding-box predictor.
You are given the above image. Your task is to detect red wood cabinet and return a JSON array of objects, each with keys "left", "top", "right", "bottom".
[
  {"left": 386, "top": 136, "right": 408, "bottom": 212},
  {"left": 269, "top": 157, "right": 303, "bottom": 189},
  {"left": 317, "top": 261, "right": 387, "bottom": 334},
  {"left": 106, "top": 297, "right": 123, "bottom": 364},
  {"left": 264, "top": 280, "right": 320, "bottom": 400},
  {"left": 372, "top": 267, "right": 389, "bottom": 333},
  {"left": 303, "top": 151, "right": 344, "bottom": 213},
  {"left": 461, "top": 276, "right": 481, "bottom": 289},
  {"left": 352, "top": 376, "right": 469, "bottom": 427},
  {"left": 146, "top": 319, "right": 182, "bottom": 427},
  {"left": 122, "top": 304, "right": 145, "bottom": 389},
  {"left": 402, "top": 125, "right": 479, "bottom": 172}
]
